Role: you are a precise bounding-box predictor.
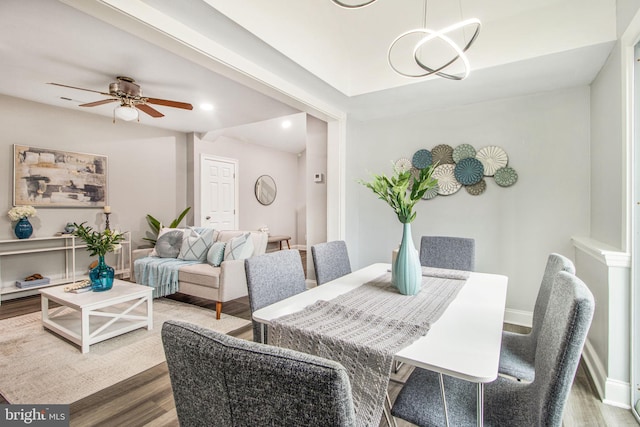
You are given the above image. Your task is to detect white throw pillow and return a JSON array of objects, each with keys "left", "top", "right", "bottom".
[
  {"left": 178, "top": 227, "right": 216, "bottom": 261},
  {"left": 224, "top": 232, "right": 254, "bottom": 261}
]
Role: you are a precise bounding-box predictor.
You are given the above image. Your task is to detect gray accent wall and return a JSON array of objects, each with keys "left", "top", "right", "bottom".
[{"left": 345, "top": 86, "right": 591, "bottom": 314}]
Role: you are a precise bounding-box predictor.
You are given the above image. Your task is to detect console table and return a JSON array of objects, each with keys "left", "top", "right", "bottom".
[{"left": 0, "top": 233, "right": 131, "bottom": 304}]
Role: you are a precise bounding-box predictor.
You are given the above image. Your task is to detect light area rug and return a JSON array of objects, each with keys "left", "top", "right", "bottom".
[{"left": 0, "top": 298, "right": 250, "bottom": 404}]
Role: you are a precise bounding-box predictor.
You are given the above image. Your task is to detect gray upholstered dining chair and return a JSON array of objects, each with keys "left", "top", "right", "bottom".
[
  {"left": 311, "top": 240, "right": 352, "bottom": 285},
  {"left": 162, "top": 320, "right": 356, "bottom": 427},
  {"left": 419, "top": 236, "right": 475, "bottom": 271},
  {"left": 244, "top": 249, "right": 307, "bottom": 343},
  {"left": 391, "top": 271, "right": 594, "bottom": 427},
  {"left": 499, "top": 253, "right": 576, "bottom": 381}
]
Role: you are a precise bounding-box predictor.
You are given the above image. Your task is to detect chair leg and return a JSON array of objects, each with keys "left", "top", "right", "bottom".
[
  {"left": 439, "top": 373, "right": 450, "bottom": 427},
  {"left": 215, "top": 301, "right": 222, "bottom": 320},
  {"left": 383, "top": 392, "right": 398, "bottom": 427}
]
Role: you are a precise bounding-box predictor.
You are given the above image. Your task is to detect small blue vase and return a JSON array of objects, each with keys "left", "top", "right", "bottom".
[
  {"left": 90, "top": 255, "right": 115, "bottom": 292},
  {"left": 392, "top": 223, "right": 422, "bottom": 296},
  {"left": 14, "top": 217, "right": 33, "bottom": 239}
]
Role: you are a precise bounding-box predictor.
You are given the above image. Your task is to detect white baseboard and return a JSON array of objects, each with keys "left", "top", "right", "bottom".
[
  {"left": 582, "top": 339, "right": 631, "bottom": 409},
  {"left": 503, "top": 308, "right": 532, "bottom": 327},
  {"left": 604, "top": 380, "right": 632, "bottom": 409},
  {"left": 582, "top": 339, "right": 606, "bottom": 400}
]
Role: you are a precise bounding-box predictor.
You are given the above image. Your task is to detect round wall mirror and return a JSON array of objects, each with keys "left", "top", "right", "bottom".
[{"left": 255, "top": 175, "right": 277, "bottom": 205}]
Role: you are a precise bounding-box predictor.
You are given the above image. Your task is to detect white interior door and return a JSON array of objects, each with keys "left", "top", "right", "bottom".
[
  {"left": 633, "top": 42, "right": 640, "bottom": 419},
  {"left": 201, "top": 156, "right": 238, "bottom": 230}
]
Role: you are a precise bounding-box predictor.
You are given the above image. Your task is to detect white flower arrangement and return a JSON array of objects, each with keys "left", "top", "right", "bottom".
[{"left": 7, "top": 205, "right": 37, "bottom": 222}]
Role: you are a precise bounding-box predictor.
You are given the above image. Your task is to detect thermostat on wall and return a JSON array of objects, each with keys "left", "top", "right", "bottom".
[{"left": 314, "top": 173, "right": 324, "bottom": 183}]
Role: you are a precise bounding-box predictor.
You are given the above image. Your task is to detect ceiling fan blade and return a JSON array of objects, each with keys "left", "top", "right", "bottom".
[
  {"left": 47, "top": 82, "right": 112, "bottom": 97},
  {"left": 146, "top": 97, "right": 193, "bottom": 110},
  {"left": 79, "top": 99, "right": 119, "bottom": 107},
  {"left": 136, "top": 103, "right": 164, "bottom": 118}
]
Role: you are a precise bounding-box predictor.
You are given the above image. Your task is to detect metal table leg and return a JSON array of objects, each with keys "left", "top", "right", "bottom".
[
  {"left": 477, "top": 382, "right": 484, "bottom": 427},
  {"left": 260, "top": 323, "right": 266, "bottom": 344},
  {"left": 439, "top": 373, "right": 450, "bottom": 427}
]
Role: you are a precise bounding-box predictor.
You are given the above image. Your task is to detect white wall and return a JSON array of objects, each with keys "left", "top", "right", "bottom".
[
  {"left": 576, "top": 5, "right": 640, "bottom": 409},
  {"left": 590, "top": 42, "right": 624, "bottom": 249},
  {"left": 0, "top": 95, "right": 187, "bottom": 246},
  {"left": 305, "top": 115, "right": 328, "bottom": 278},
  {"left": 297, "top": 149, "right": 307, "bottom": 247},
  {"left": 346, "top": 87, "right": 591, "bottom": 315},
  {"left": 617, "top": 0, "right": 640, "bottom": 38},
  {"left": 189, "top": 134, "right": 301, "bottom": 243}
]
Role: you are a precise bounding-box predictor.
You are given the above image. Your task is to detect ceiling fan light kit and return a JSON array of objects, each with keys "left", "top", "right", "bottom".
[
  {"left": 48, "top": 76, "right": 193, "bottom": 124},
  {"left": 114, "top": 105, "right": 139, "bottom": 122},
  {"left": 332, "top": 0, "right": 480, "bottom": 80}
]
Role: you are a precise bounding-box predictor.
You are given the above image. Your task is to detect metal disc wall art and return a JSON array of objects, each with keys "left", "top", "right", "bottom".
[
  {"left": 452, "top": 144, "right": 476, "bottom": 163},
  {"left": 432, "top": 164, "right": 462, "bottom": 195},
  {"left": 412, "top": 149, "right": 432, "bottom": 169},
  {"left": 396, "top": 143, "right": 517, "bottom": 200},
  {"left": 476, "top": 146, "right": 508, "bottom": 176},
  {"left": 394, "top": 157, "right": 413, "bottom": 173},
  {"left": 494, "top": 166, "right": 518, "bottom": 187},
  {"left": 466, "top": 179, "right": 487, "bottom": 196},
  {"left": 431, "top": 144, "right": 454, "bottom": 165},
  {"left": 454, "top": 158, "right": 484, "bottom": 185}
]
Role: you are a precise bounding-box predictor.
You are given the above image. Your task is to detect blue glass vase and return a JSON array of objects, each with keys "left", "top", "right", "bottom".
[
  {"left": 14, "top": 217, "right": 33, "bottom": 239},
  {"left": 392, "top": 223, "right": 422, "bottom": 296},
  {"left": 90, "top": 255, "right": 115, "bottom": 292}
]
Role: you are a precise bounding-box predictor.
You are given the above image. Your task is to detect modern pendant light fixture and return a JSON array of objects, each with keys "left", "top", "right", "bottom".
[
  {"left": 331, "top": 0, "right": 480, "bottom": 79},
  {"left": 388, "top": 0, "right": 480, "bottom": 80},
  {"left": 331, "top": 0, "right": 377, "bottom": 9}
]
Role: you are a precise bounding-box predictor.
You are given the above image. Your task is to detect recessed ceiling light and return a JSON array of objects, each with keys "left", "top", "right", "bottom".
[
  {"left": 281, "top": 120, "right": 292, "bottom": 129},
  {"left": 200, "top": 103, "right": 214, "bottom": 111}
]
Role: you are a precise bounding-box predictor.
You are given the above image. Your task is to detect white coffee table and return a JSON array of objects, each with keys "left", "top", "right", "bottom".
[{"left": 40, "top": 279, "right": 153, "bottom": 353}]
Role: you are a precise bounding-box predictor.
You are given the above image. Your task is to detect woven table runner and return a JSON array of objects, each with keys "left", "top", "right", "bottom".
[{"left": 270, "top": 271, "right": 468, "bottom": 427}]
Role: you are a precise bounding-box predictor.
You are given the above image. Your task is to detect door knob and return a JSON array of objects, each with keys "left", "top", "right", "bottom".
[{"left": 205, "top": 216, "right": 211, "bottom": 220}]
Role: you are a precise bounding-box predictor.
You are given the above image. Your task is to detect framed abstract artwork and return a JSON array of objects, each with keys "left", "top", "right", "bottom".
[{"left": 13, "top": 145, "right": 108, "bottom": 208}]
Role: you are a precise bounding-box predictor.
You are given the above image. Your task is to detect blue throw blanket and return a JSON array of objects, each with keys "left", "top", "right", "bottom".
[{"left": 134, "top": 257, "right": 200, "bottom": 298}]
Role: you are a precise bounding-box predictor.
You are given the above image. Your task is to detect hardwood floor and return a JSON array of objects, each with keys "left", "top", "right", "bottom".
[{"left": 1, "top": 282, "right": 636, "bottom": 426}]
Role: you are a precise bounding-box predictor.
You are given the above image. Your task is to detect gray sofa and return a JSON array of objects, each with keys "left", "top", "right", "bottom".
[{"left": 132, "top": 230, "right": 268, "bottom": 319}]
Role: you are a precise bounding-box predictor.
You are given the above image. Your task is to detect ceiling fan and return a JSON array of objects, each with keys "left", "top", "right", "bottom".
[{"left": 48, "top": 76, "right": 193, "bottom": 122}]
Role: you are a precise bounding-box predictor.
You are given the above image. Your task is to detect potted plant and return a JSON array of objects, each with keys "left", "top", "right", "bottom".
[
  {"left": 73, "top": 222, "right": 125, "bottom": 291},
  {"left": 143, "top": 207, "right": 191, "bottom": 246},
  {"left": 7, "top": 205, "right": 37, "bottom": 239},
  {"left": 360, "top": 164, "right": 438, "bottom": 295}
]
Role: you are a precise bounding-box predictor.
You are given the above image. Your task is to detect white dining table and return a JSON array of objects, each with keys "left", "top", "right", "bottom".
[{"left": 252, "top": 263, "right": 508, "bottom": 427}]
